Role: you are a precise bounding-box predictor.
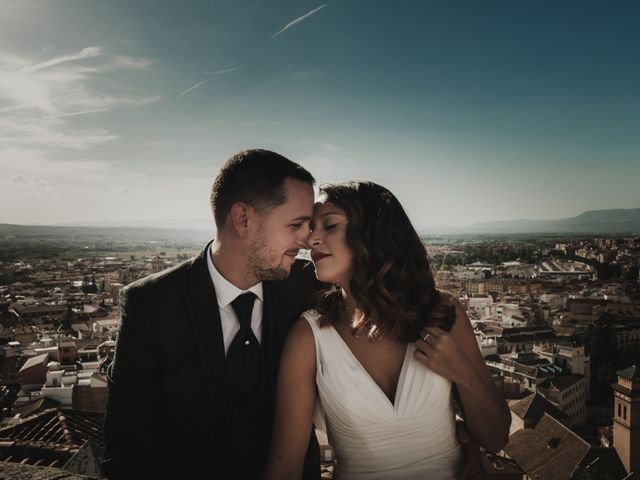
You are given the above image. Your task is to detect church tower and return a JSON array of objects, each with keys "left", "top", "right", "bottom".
[{"left": 612, "top": 365, "right": 640, "bottom": 478}]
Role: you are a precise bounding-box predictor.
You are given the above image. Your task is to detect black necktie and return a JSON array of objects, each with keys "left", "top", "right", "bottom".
[{"left": 226, "top": 291, "right": 262, "bottom": 402}]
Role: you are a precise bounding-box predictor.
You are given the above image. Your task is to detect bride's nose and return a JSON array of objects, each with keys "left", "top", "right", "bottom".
[{"left": 307, "top": 229, "right": 322, "bottom": 248}]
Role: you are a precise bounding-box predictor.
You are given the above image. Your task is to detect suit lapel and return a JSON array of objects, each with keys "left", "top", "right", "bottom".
[{"left": 185, "top": 245, "right": 226, "bottom": 427}]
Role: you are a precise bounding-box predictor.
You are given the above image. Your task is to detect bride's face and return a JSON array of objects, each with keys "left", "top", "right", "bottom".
[{"left": 308, "top": 201, "right": 353, "bottom": 287}]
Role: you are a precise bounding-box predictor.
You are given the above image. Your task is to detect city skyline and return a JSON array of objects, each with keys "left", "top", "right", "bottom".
[{"left": 1, "top": 1, "right": 639, "bottom": 228}]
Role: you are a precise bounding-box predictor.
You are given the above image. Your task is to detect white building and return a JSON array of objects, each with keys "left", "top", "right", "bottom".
[
  {"left": 533, "top": 343, "right": 591, "bottom": 400},
  {"left": 41, "top": 362, "right": 76, "bottom": 407},
  {"left": 466, "top": 295, "right": 495, "bottom": 320},
  {"left": 536, "top": 374, "right": 588, "bottom": 426}
]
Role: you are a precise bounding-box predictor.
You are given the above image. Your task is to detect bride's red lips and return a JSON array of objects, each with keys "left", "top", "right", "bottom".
[{"left": 312, "top": 252, "right": 330, "bottom": 263}]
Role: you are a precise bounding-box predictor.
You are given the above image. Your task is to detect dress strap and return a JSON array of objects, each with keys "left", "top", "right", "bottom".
[{"left": 300, "top": 309, "right": 329, "bottom": 435}]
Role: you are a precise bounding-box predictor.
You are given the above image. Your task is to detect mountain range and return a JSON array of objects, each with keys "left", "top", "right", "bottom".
[
  {"left": 424, "top": 208, "right": 640, "bottom": 234},
  {"left": 2, "top": 208, "right": 640, "bottom": 238}
]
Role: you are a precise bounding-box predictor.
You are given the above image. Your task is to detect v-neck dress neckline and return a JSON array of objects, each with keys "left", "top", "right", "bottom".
[{"left": 329, "top": 325, "right": 410, "bottom": 409}]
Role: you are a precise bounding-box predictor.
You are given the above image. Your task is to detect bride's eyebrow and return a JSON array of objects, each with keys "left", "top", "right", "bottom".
[{"left": 320, "top": 210, "right": 342, "bottom": 217}]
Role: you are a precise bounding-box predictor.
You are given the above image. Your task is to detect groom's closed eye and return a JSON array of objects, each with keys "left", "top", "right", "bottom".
[{"left": 289, "top": 221, "right": 310, "bottom": 231}]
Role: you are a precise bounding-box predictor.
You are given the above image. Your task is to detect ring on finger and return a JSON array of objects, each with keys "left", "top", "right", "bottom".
[{"left": 422, "top": 333, "right": 431, "bottom": 342}]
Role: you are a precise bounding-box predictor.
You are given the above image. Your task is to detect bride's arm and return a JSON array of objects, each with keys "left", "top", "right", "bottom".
[
  {"left": 415, "top": 299, "right": 511, "bottom": 452},
  {"left": 264, "top": 319, "right": 318, "bottom": 480}
]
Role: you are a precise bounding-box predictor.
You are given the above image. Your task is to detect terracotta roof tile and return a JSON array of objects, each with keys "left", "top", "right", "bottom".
[
  {"left": 509, "top": 392, "right": 568, "bottom": 424},
  {"left": 504, "top": 413, "right": 590, "bottom": 480},
  {"left": 0, "top": 408, "right": 104, "bottom": 468}
]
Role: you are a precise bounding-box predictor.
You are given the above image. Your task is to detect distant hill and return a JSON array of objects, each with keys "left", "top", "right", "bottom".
[
  {"left": 55, "top": 217, "right": 213, "bottom": 231},
  {"left": 424, "top": 208, "right": 640, "bottom": 234},
  {"left": 2, "top": 208, "right": 640, "bottom": 239},
  {"left": 0, "top": 223, "right": 213, "bottom": 245}
]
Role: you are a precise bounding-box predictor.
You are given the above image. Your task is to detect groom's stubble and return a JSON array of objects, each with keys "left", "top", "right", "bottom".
[{"left": 247, "top": 222, "right": 294, "bottom": 281}]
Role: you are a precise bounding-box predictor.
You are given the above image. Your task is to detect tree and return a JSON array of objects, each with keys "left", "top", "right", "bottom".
[
  {"left": 81, "top": 276, "right": 98, "bottom": 294},
  {"left": 587, "top": 313, "right": 620, "bottom": 404}
]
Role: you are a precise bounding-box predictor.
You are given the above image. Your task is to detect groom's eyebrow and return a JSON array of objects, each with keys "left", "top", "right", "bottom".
[{"left": 290, "top": 215, "right": 312, "bottom": 222}]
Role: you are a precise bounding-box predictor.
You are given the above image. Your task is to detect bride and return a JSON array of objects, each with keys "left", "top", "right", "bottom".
[{"left": 264, "top": 181, "right": 510, "bottom": 479}]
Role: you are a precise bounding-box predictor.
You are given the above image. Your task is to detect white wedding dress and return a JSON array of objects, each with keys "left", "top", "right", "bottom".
[{"left": 304, "top": 310, "right": 464, "bottom": 480}]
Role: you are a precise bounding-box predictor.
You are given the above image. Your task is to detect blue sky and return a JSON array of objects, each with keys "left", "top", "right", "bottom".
[{"left": 1, "top": 0, "right": 639, "bottom": 228}]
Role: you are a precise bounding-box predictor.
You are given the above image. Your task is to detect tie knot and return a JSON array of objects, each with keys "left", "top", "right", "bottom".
[{"left": 231, "top": 291, "right": 257, "bottom": 328}]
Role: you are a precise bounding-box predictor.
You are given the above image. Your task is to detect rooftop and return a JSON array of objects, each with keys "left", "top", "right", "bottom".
[
  {"left": 0, "top": 461, "right": 97, "bottom": 480},
  {"left": 537, "top": 374, "right": 585, "bottom": 392},
  {"left": 504, "top": 413, "right": 591, "bottom": 480},
  {"left": 617, "top": 364, "right": 639, "bottom": 380},
  {"left": 19, "top": 353, "right": 50, "bottom": 372},
  {"left": 0, "top": 408, "right": 104, "bottom": 468},
  {"left": 509, "top": 392, "right": 569, "bottom": 424}
]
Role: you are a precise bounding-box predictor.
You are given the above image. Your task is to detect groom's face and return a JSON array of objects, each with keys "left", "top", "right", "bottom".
[{"left": 247, "top": 178, "right": 314, "bottom": 281}]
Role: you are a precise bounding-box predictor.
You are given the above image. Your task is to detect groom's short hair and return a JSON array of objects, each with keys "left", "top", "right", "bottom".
[{"left": 210, "top": 149, "right": 315, "bottom": 229}]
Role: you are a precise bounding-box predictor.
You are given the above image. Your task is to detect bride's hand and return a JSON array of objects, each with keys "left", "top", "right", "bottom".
[{"left": 414, "top": 326, "right": 475, "bottom": 388}]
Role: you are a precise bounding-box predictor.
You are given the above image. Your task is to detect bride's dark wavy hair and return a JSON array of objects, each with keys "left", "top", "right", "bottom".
[{"left": 316, "top": 181, "right": 455, "bottom": 341}]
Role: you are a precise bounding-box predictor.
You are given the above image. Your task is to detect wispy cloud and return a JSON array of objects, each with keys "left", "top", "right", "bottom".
[
  {"left": 0, "top": 45, "right": 158, "bottom": 222},
  {"left": 272, "top": 4, "right": 327, "bottom": 38},
  {"left": 44, "top": 107, "right": 123, "bottom": 119},
  {"left": 44, "top": 96, "right": 160, "bottom": 119},
  {"left": 0, "top": 46, "right": 157, "bottom": 150},
  {"left": 102, "top": 55, "right": 153, "bottom": 71},
  {"left": 29, "top": 46, "right": 104, "bottom": 72},
  {"left": 204, "top": 67, "right": 241, "bottom": 75},
  {"left": 178, "top": 80, "right": 208, "bottom": 98}
]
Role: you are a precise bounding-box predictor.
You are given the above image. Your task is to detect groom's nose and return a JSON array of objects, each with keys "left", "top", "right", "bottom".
[
  {"left": 297, "top": 229, "right": 314, "bottom": 250},
  {"left": 297, "top": 224, "right": 313, "bottom": 248}
]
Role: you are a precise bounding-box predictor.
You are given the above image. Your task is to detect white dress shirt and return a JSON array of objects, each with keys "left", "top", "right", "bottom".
[{"left": 206, "top": 245, "right": 264, "bottom": 355}]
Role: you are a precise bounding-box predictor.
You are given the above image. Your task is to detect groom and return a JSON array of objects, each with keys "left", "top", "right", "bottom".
[{"left": 102, "top": 149, "right": 322, "bottom": 479}]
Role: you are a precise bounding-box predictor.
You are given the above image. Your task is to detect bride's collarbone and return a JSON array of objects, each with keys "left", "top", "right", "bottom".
[
  {"left": 334, "top": 324, "right": 408, "bottom": 396},
  {"left": 335, "top": 322, "right": 405, "bottom": 353}
]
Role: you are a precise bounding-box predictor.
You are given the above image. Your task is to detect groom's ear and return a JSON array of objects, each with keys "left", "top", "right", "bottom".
[{"left": 229, "top": 202, "right": 253, "bottom": 237}]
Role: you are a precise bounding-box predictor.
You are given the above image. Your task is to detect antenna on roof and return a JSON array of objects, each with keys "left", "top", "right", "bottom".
[{"left": 583, "top": 456, "right": 600, "bottom": 469}]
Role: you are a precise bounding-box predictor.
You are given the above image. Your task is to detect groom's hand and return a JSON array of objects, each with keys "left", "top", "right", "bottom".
[{"left": 456, "top": 421, "right": 485, "bottom": 480}]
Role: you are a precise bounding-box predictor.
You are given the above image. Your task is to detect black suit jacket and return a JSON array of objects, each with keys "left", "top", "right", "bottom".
[{"left": 103, "top": 244, "right": 322, "bottom": 479}]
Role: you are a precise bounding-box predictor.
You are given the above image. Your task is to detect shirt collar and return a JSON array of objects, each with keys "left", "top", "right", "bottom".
[{"left": 207, "top": 244, "right": 263, "bottom": 308}]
